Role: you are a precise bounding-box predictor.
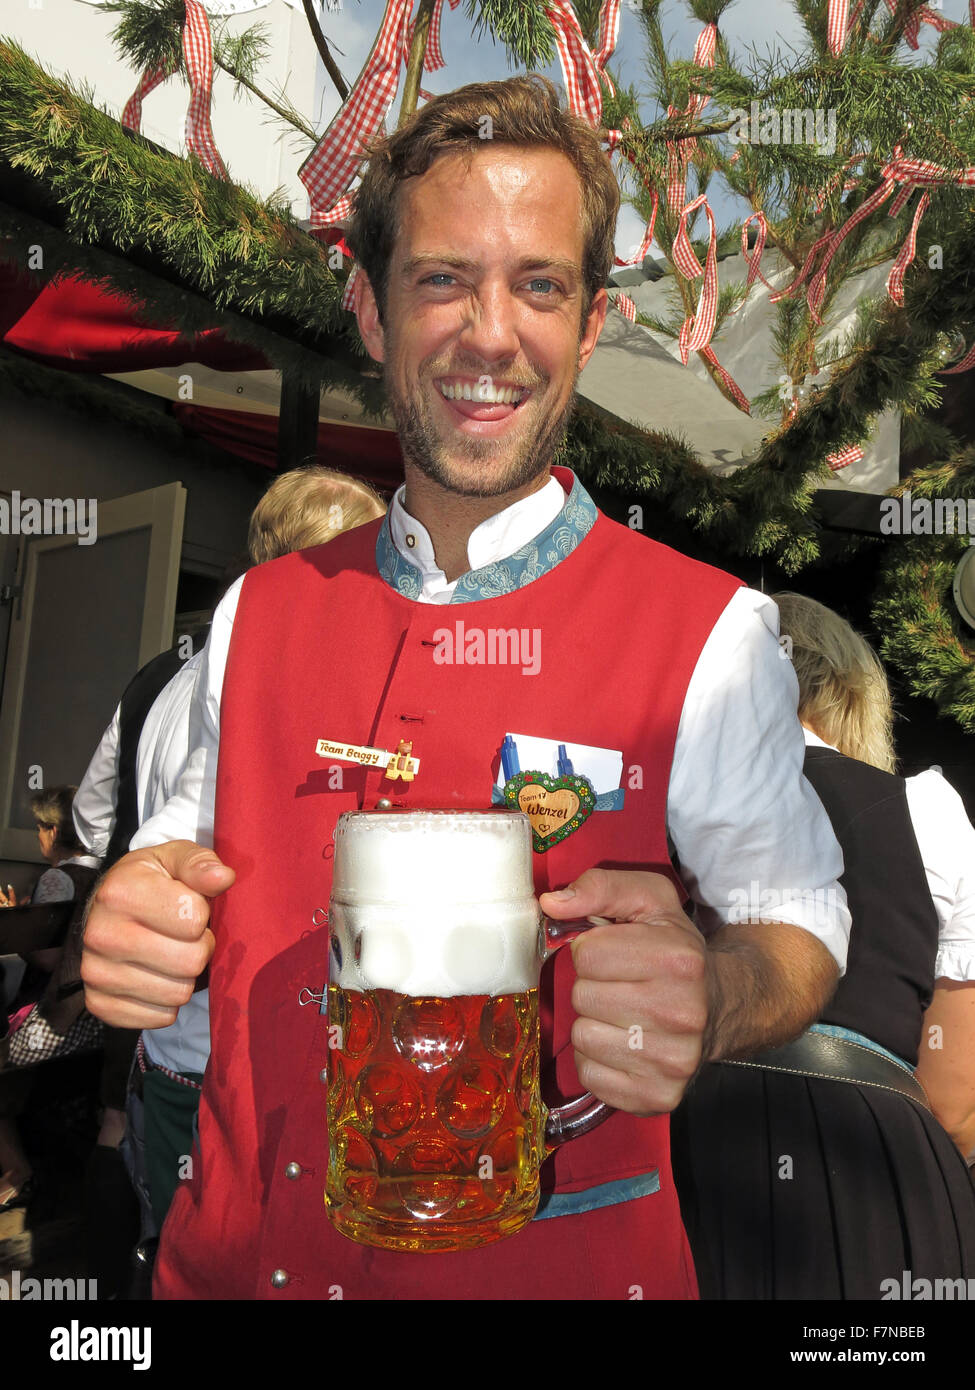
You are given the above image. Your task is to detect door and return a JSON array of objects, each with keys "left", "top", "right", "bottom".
[{"left": 0, "top": 481, "right": 185, "bottom": 861}]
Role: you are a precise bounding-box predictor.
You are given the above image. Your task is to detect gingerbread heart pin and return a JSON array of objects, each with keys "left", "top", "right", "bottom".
[{"left": 502, "top": 771, "right": 596, "bottom": 853}]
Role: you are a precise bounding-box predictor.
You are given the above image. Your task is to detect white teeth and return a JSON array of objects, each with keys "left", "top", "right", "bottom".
[{"left": 437, "top": 380, "right": 527, "bottom": 405}]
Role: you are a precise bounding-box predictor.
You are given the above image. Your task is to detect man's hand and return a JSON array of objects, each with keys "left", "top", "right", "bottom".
[
  {"left": 539, "top": 866, "right": 839, "bottom": 1117},
  {"left": 539, "top": 868, "right": 710, "bottom": 1116},
  {"left": 82, "top": 841, "right": 235, "bottom": 1030}
]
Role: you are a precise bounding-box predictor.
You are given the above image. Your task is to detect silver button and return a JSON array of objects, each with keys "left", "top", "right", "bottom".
[
  {"left": 270, "top": 1269, "right": 289, "bottom": 1289},
  {"left": 405, "top": 534, "right": 416, "bottom": 548},
  {"left": 320, "top": 1068, "right": 328, "bottom": 1083},
  {"left": 285, "top": 1162, "right": 302, "bottom": 1180},
  {"left": 376, "top": 798, "right": 392, "bottom": 810}
]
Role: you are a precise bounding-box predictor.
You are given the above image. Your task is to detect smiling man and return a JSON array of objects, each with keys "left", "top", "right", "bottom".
[{"left": 81, "top": 76, "right": 849, "bottom": 1300}]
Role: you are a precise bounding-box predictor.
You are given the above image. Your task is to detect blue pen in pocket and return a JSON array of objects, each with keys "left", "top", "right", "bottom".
[{"left": 501, "top": 735, "right": 521, "bottom": 782}]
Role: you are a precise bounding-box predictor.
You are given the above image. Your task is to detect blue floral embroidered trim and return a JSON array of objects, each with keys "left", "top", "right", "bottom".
[
  {"left": 533, "top": 1170, "right": 660, "bottom": 1220},
  {"left": 490, "top": 784, "right": 624, "bottom": 811},
  {"left": 375, "top": 472, "right": 598, "bottom": 603}
]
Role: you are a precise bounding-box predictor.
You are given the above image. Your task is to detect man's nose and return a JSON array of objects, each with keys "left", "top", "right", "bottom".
[{"left": 457, "top": 283, "right": 521, "bottom": 363}]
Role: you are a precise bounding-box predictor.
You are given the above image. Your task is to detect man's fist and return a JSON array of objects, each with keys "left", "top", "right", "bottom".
[
  {"left": 539, "top": 867, "right": 711, "bottom": 1116},
  {"left": 82, "top": 841, "right": 235, "bottom": 1030}
]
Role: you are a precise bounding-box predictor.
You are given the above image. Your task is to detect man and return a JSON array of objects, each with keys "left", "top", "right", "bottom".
[{"left": 82, "top": 75, "right": 849, "bottom": 1300}]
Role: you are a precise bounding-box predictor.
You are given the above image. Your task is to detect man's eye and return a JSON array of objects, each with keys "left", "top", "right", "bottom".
[
  {"left": 526, "top": 278, "right": 557, "bottom": 295},
  {"left": 423, "top": 273, "right": 455, "bottom": 287}
]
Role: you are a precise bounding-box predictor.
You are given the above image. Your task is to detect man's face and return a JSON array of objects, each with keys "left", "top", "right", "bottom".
[{"left": 356, "top": 145, "right": 607, "bottom": 499}]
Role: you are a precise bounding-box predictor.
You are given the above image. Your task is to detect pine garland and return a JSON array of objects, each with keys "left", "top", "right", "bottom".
[
  {"left": 0, "top": 40, "right": 383, "bottom": 406},
  {"left": 871, "top": 450, "right": 975, "bottom": 730}
]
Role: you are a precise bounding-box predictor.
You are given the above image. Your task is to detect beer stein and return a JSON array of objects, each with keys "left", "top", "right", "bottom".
[{"left": 324, "top": 810, "right": 612, "bottom": 1252}]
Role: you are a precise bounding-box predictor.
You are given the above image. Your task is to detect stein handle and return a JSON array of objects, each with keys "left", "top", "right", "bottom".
[{"left": 541, "top": 915, "right": 615, "bottom": 1151}]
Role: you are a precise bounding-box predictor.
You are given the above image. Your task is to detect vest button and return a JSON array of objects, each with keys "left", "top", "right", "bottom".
[
  {"left": 285, "top": 1162, "right": 302, "bottom": 1180},
  {"left": 376, "top": 798, "right": 392, "bottom": 810},
  {"left": 270, "top": 1269, "right": 289, "bottom": 1289},
  {"left": 319, "top": 1068, "right": 328, "bottom": 1083}
]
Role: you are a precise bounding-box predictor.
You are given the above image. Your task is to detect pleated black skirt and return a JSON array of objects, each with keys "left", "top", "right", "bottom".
[{"left": 670, "top": 1061, "right": 975, "bottom": 1300}]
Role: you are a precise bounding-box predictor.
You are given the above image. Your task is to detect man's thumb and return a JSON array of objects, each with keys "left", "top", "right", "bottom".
[{"left": 152, "top": 840, "right": 236, "bottom": 896}]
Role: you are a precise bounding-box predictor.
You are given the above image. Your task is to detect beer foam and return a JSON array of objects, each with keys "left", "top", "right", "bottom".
[{"left": 330, "top": 812, "right": 541, "bottom": 995}]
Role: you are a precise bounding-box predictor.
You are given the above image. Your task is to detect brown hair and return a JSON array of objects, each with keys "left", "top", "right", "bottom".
[
  {"left": 773, "top": 592, "right": 897, "bottom": 774},
  {"left": 247, "top": 466, "right": 386, "bottom": 565},
  {"left": 347, "top": 74, "right": 620, "bottom": 326},
  {"left": 30, "top": 785, "right": 84, "bottom": 854}
]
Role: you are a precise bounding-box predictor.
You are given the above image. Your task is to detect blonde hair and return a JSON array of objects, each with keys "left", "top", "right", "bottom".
[
  {"left": 773, "top": 592, "right": 897, "bottom": 774},
  {"left": 30, "top": 785, "right": 83, "bottom": 853},
  {"left": 248, "top": 467, "right": 386, "bottom": 565}
]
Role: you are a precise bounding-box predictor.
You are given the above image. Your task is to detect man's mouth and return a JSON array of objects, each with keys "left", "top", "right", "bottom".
[{"left": 434, "top": 376, "right": 532, "bottom": 423}]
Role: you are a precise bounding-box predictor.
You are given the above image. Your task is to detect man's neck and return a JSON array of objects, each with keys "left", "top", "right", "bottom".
[{"left": 402, "top": 466, "right": 553, "bottom": 583}]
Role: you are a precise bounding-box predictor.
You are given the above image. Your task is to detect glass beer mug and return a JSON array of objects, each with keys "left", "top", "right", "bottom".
[{"left": 324, "top": 810, "right": 612, "bottom": 1252}]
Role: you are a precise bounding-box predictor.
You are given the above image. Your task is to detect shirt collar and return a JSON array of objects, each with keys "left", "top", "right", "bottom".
[
  {"left": 803, "top": 727, "right": 839, "bottom": 752},
  {"left": 376, "top": 467, "right": 598, "bottom": 603}
]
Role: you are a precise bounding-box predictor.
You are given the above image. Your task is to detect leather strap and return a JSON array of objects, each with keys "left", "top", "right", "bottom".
[{"left": 719, "top": 1029, "right": 932, "bottom": 1113}]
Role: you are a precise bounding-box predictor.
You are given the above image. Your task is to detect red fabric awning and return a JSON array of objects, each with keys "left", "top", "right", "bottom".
[
  {"left": 1, "top": 264, "right": 267, "bottom": 372},
  {"left": 173, "top": 403, "right": 403, "bottom": 492}
]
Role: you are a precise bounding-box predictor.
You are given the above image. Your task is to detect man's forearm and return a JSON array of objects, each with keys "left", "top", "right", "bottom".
[{"left": 702, "top": 920, "right": 839, "bottom": 1063}]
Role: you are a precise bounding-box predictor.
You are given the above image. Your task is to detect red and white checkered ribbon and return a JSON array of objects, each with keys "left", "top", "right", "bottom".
[
  {"left": 938, "top": 338, "right": 975, "bottom": 374},
  {"left": 300, "top": 0, "right": 413, "bottom": 230},
  {"left": 739, "top": 211, "right": 774, "bottom": 295},
  {"left": 700, "top": 345, "right": 751, "bottom": 412},
  {"left": 120, "top": 3, "right": 226, "bottom": 178},
  {"left": 827, "top": 0, "right": 850, "bottom": 55},
  {"left": 672, "top": 193, "right": 718, "bottom": 361},
  {"left": 885, "top": 188, "right": 930, "bottom": 305},
  {"left": 664, "top": 22, "right": 718, "bottom": 214},
  {"left": 615, "top": 190, "right": 658, "bottom": 267},
  {"left": 546, "top": 0, "right": 618, "bottom": 127},
  {"left": 121, "top": 57, "right": 177, "bottom": 132},
  {"left": 827, "top": 444, "right": 864, "bottom": 471},
  {"left": 808, "top": 146, "right": 975, "bottom": 321},
  {"left": 406, "top": 0, "right": 461, "bottom": 74},
  {"left": 881, "top": 0, "right": 958, "bottom": 49},
  {"left": 775, "top": 146, "right": 975, "bottom": 324},
  {"left": 182, "top": 0, "right": 226, "bottom": 178},
  {"left": 615, "top": 292, "right": 637, "bottom": 322},
  {"left": 813, "top": 153, "right": 866, "bottom": 215}
]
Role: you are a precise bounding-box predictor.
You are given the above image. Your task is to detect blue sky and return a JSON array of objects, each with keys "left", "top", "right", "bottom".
[{"left": 312, "top": 0, "right": 961, "bottom": 257}]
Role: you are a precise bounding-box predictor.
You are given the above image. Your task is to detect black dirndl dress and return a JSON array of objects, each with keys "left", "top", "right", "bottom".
[{"left": 670, "top": 746, "right": 975, "bottom": 1300}]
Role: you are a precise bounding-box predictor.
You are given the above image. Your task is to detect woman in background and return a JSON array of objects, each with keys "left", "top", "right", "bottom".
[
  {"left": 0, "top": 787, "right": 100, "bottom": 1208},
  {"left": 671, "top": 593, "right": 975, "bottom": 1299}
]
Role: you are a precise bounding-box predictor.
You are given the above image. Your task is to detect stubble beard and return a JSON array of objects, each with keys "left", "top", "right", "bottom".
[{"left": 384, "top": 360, "right": 578, "bottom": 499}]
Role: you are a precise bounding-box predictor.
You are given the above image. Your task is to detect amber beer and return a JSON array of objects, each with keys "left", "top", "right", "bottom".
[{"left": 324, "top": 811, "right": 546, "bottom": 1252}]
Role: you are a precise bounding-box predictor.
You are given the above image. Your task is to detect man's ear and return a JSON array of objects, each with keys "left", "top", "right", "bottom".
[
  {"left": 355, "top": 271, "right": 385, "bottom": 364},
  {"left": 577, "top": 287, "right": 609, "bottom": 372}
]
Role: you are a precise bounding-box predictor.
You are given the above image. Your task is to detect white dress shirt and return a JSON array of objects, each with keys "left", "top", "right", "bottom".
[
  {"left": 74, "top": 654, "right": 211, "bottom": 1075},
  {"left": 132, "top": 480, "right": 850, "bottom": 969},
  {"left": 803, "top": 729, "right": 975, "bottom": 981}
]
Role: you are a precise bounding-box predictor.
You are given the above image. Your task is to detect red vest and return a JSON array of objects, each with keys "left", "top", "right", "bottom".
[{"left": 155, "top": 470, "right": 741, "bottom": 1299}]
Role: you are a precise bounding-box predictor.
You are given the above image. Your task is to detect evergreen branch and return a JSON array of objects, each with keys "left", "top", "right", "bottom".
[
  {"left": 466, "top": 0, "right": 556, "bottom": 69},
  {"left": 399, "top": 0, "right": 435, "bottom": 127},
  {"left": 300, "top": 0, "right": 349, "bottom": 102},
  {"left": 212, "top": 53, "right": 318, "bottom": 143}
]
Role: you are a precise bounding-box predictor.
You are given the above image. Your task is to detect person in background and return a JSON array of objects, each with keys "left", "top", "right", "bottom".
[
  {"left": 671, "top": 592, "right": 975, "bottom": 1299},
  {"left": 0, "top": 787, "right": 100, "bottom": 1209},
  {"left": 74, "top": 467, "right": 386, "bottom": 1275}
]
